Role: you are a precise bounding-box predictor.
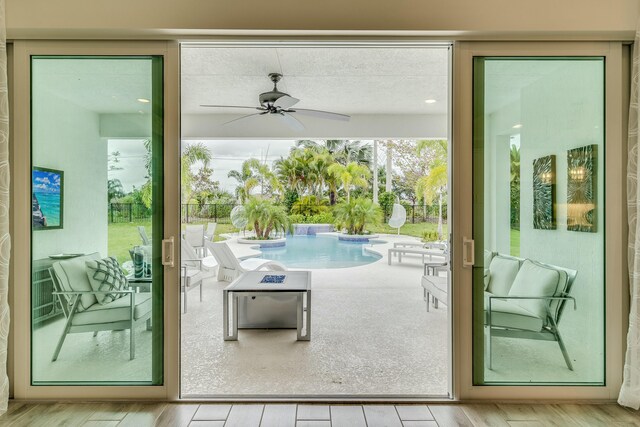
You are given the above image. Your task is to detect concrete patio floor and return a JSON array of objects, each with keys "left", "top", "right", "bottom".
[{"left": 181, "top": 234, "right": 450, "bottom": 397}]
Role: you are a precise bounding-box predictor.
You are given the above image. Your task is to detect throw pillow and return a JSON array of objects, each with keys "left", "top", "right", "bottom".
[
  {"left": 508, "top": 259, "right": 561, "bottom": 321},
  {"left": 85, "top": 257, "right": 129, "bottom": 305}
]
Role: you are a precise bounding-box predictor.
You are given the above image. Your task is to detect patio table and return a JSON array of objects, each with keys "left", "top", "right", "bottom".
[{"left": 223, "top": 270, "right": 312, "bottom": 341}]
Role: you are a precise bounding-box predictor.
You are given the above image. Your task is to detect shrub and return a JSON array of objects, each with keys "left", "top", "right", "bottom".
[
  {"left": 333, "top": 198, "right": 382, "bottom": 235},
  {"left": 283, "top": 190, "right": 299, "bottom": 213},
  {"left": 290, "top": 195, "right": 329, "bottom": 216},
  {"left": 378, "top": 191, "right": 396, "bottom": 218},
  {"left": 422, "top": 230, "right": 439, "bottom": 242},
  {"left": 288, "top": 212, "right": 335, "bottom": 224}
]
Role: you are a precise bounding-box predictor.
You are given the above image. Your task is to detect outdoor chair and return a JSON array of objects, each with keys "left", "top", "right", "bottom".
[
  {"left": 204, "top": 222, "right": 217, "bottom": 242},
  {"left": 205, "top": 241, "right": 287, "bottom": 282},
  {"left": 49, "top": 253, "right": 152, "bottom": 361},
  {"left": 180, "top": 238, "right": 217, "bottom": 313},
  {"left": 388, "top": 245, "right": 447, "bottom": 266},
  {"left": 184, "top": 224, "right": 206, "bottom": 257},
  {"left": 484, "top": 253, "right": 578, "bottom": 370},
  {"left": 137, "top": 226, "right": 152, "bottom": 245}
]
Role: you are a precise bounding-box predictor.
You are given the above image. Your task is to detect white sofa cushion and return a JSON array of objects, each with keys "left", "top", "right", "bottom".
[
  {"left": 508, "top": 259, "right": 562, "bottom": 320},
  {"left": 71, "top": 293, "right": 152, "bottom": 326},
  {"left": 484, "top": 295, "right": 543, "bottom": 332},
  {"left": 52, "top": 253, "right": 101, "bottom": 312},
  {"left": 85, "top": 257, "right": 129, "bottom": 305},
  {"left": 487, "top": 255, "right": 520, "bottom": 295}
]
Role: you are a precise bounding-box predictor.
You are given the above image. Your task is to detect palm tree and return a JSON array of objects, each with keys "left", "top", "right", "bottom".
[
  {"left": 243, "top": 197, "right": 291, "bottom": 239},
  {"left": 327, "top": 161, "right": 371, "bottom": 203},
  {"left": 107, "top": 179, "right": 124, "bottom": 202},
  {"left": 296, "top": 139, "right": 372, "bottom": 166},
  {"left": 182, "top": 142, "right": 212, "bottom": 204},
  {"left": 333, "top": 198, "right": 382, "bottom": 235},
  {"left": 415, "top": 162, "right": 447, "bottom": 239},
  {"left": 229, "top": 158, "right": 281, "bottom": 202}
]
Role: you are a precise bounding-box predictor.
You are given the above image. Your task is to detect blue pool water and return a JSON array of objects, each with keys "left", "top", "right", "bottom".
[{"left": 259, "top": 235, "right": 382, "bottom": 269}]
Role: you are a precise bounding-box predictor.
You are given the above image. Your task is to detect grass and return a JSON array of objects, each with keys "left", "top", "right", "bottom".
[
  {"left": 510, "top": 228, "right": 520, "bottom": 256},
  {"left": 367, "top": 221, "right": 447, "bottom": 240}
]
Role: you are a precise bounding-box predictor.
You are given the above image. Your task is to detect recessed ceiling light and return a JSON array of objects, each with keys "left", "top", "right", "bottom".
[
  {"left": 424, "top": 99, "right": 437, "bottom": 104},
  {"left": 137, "top": 98, "right": 150, "bottom": 103},
  {"left": 512, "top": 124, "right": 523, "bottom": 129}
]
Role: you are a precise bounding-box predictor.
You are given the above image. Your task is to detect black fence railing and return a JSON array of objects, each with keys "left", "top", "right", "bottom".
[{"left": 108, "top": 202, "right": 447, "bottom": 225}]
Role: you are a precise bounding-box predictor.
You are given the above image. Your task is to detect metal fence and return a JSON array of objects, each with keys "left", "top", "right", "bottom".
[{"left": 109, "top": 202, "right": 447, "bottom": 224}]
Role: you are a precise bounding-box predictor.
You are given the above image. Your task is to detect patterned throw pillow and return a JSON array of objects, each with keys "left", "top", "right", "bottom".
[{"left": 85, "top": 257, "right": 129, "bottom": 305}]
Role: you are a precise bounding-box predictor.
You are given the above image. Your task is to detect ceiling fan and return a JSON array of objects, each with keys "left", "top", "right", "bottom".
[{"left": 200, "top": 73, "right": 350, "bottom": 131}]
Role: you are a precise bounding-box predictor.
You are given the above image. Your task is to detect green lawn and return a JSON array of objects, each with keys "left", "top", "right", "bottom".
[
  {"left": 510, "top": 228, "right": 520, "bottom": 256},
  {"left": 367, "top": 221, "right": 447, "bottom": 240}
]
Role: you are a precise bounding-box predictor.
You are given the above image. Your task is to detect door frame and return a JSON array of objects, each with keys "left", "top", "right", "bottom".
[
  {"left": 11, "top": 40, "right": 181, "bottom": 400},
  {"left": 452, "top": 41, "right": 628, "bottom": 400}
]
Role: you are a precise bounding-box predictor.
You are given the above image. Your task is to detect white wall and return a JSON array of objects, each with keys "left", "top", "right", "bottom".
[
  {"left": 485, "top": 60, "right": 605, "bottom": 381},
  {"left": 31, "top": 86, "right": 108, "bottom": 260}
]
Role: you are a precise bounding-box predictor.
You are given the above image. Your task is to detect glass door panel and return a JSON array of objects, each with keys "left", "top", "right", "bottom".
[
  {"left": 472, "top": 57, "right": 605, "bottom": 385},
  {"left": 30, "top": 56, "right": 163, "bottom": 384}
]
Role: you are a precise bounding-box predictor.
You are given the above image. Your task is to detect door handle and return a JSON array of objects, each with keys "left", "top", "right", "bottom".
[
  {"left": 463, "top": 237, "right": 475, "bottom": 267},
  {"left": 162, "top": 237, "right": 175, "bottom": 267}
]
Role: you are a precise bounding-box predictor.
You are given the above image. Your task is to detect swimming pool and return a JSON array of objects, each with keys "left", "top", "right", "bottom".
[{"left": 259, "top": 235, "right": 383, "bottom": 269}]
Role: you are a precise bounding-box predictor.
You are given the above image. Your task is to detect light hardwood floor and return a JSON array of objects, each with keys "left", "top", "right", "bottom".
[{"left": 1, "top": 401, "right": 640, "bottom": 426}]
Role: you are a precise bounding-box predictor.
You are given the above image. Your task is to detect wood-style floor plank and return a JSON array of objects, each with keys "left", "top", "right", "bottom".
[
  {"left": 296, "top": 405, "right": 330, "bottom": 420},
  {"left": 188, "top": 421, "right": 225, "bottom": 427},
  {"left": 224, "top": 404, "right": 264, "bottom": 427},
  {"left": 81, "top": 421, "right": 119, "bottom": 427},
  {"left": 402, "top": 422, "right": 438, "bottom": 427},
  {"left": 330, "top": 405, "right": 367, "bottom": 427},
  {"left": 461, "top": 403, "right": 510, "bottom": 427},
  {"left": 154, "top": 403, "right": 199, "bottom": 427},
  {"left": 192, "top": 404, "right": 232, "bottom": 421},
  {"left": 86, "top": 402, "right": 132, "bottom": 421},
  {"left": 362, "top": 405, "right": 402, "bottom": 427},
  {"left": 429, "top": 404, "right": 474, "bottom": 427},
  {"left": 117, "top": 403, "right": 167, "bottom": 427},
  {"left": 396, "top": 405, "right": 434, "bottom": 421},
  {"left": 260, "top": 404, "right": 297, "bottom": 427},
  {"left": 0, "top": 401, "right": 38, "bottom": 426}
]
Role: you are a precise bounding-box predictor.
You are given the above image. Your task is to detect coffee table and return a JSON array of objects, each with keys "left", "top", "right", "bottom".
[{"left": 223, "top": 270, "right": 311, "bottom": 341}]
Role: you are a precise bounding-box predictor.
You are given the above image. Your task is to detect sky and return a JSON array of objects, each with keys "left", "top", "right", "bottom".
[{"left": 107, "top": 138, "right": 383, "bottom": 196}]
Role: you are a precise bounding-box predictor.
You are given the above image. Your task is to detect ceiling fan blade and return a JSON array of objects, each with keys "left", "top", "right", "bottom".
[
  {"left": 273, "top": 95, "right": 300, "bottom": 109},
  {"left": 278, "top": 112, "right": 305, "bottom": 131},
  {"left": 289, "top": 108, "right": 350, "bottom": 122},
  {"left": 221, "top": 112, "right": 266, "bottom": 126},
  {"left": 201, "top": 104, "right": 265, "bottom": 110}
]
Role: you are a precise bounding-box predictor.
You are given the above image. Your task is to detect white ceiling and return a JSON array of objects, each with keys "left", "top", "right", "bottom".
[{"left": 180, "top": 46, "right": 450, "bottom": 115}]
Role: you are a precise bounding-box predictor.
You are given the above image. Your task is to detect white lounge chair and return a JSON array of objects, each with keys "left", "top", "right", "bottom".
[
  {"left": 205, "top": 241, "right": 287, "bottom": 282},
  {"left": 137, "top": 226, "right": 152, "bottom": 245},
  {"left": 388, "top": 246, "right": 447, "bottom": 265},
  {"left": 204, "top": 222, "right": 217, "bottom": 242},
  {"left": 184, "top": 224, "right": 206, "bottom": 257},
  {"left": 180, "top": 238, "right": 220, "bottom": 313}
]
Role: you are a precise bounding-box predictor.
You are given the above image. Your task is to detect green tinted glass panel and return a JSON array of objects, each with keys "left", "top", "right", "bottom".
[
  {"left": 472, "top": 57, "right": 605, "bottom": 385},
  {"left": 30, "top": 56, "right": 163, "bottom": 385}
]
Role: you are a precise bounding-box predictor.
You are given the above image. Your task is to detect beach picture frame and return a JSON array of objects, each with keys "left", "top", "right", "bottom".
[
  {"left": 32, "top": 167, "right": 64, "bottom": 230},
  {"left": 532, "top": 154, "right": 556, "bottom": 230}
]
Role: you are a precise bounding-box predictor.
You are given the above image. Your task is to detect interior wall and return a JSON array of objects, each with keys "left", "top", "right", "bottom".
[
  {"left": 31, "top": 89, "right": 108, "bottom": 260},
  {"left": 5, "top": 0, "right": 636, "bottom": 38}
]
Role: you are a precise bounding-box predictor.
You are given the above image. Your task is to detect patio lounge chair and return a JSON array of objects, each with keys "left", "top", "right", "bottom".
[
  {"left": 204, "top": 222, "right": 217, "bottom": 242},
  {"left": 184, "top": 224, "right": 206, "bottom": 257},
  {"left": 138, "top": 226, "right": 152, "bottom": 245},
  {"left": 205, "top": 241, "right": 287, "bottom": 282},
  {"left": 388, "top": 245, "right": 446, "bottom": 265},
  {"left": 180, "top": 238, "right": 218, "bottom": 313},
  {"left": 49, "top": 253, "right": 152, "bottom": 361}
]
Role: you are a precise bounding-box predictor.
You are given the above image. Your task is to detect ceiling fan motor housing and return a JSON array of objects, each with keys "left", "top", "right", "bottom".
[{"left": 259, "top": 73, "right": 289, "bottom": 107}]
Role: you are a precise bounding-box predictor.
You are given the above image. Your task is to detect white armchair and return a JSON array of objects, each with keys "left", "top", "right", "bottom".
[{"left": 49, "top": 253, "right": 152, "bottom": 361}]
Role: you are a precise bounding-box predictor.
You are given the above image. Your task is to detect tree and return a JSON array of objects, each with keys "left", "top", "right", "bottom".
[
  {"left": 327, "top": 162, "right": 371, "bottom": 203},
  {"left": 333, "top": 198, "right": 382, "bottom": 235},
  {"left": 415, "top": 139, "right": 448, "bottom": 239},
  {"left": 182, "top": 142, "right": 212, "bottom": 204},
  {"left": 291, "top": 195, "right": 328, "bottom": 216},
  {"left": 192, "top": 165, "right": 220, "bottom": 204},
  {"left": 296, "top": 139, "right": 372, "bottom": 166},
  {"left": 107, "top": 179, "right": 124, "bottom": 202},
  {"left": 228, "top": 158, "right": 280, "bottom": 202},
  {"left": 243, "top": 197, "right": 291, "bottom": 239}
]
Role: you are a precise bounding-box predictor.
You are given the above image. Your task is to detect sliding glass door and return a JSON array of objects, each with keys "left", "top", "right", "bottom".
[
  {"left": 30, "top": 56, "right": 164, "bottom": 385},
  {"left": 472, "top": 57, "right": 605, "bottom": 385}
]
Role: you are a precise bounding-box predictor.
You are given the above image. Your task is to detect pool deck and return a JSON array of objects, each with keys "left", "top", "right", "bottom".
[{"left": 181, "top": 233, "right": 450, "bottom": 397}]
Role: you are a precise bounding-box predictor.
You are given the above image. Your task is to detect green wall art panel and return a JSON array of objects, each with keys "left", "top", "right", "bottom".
[
  {"left": 533, "top": 154, "right": 556, "bottom": 230},
  {"left": 567, "top": 144, "right": 597, "bottom": 232}
]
